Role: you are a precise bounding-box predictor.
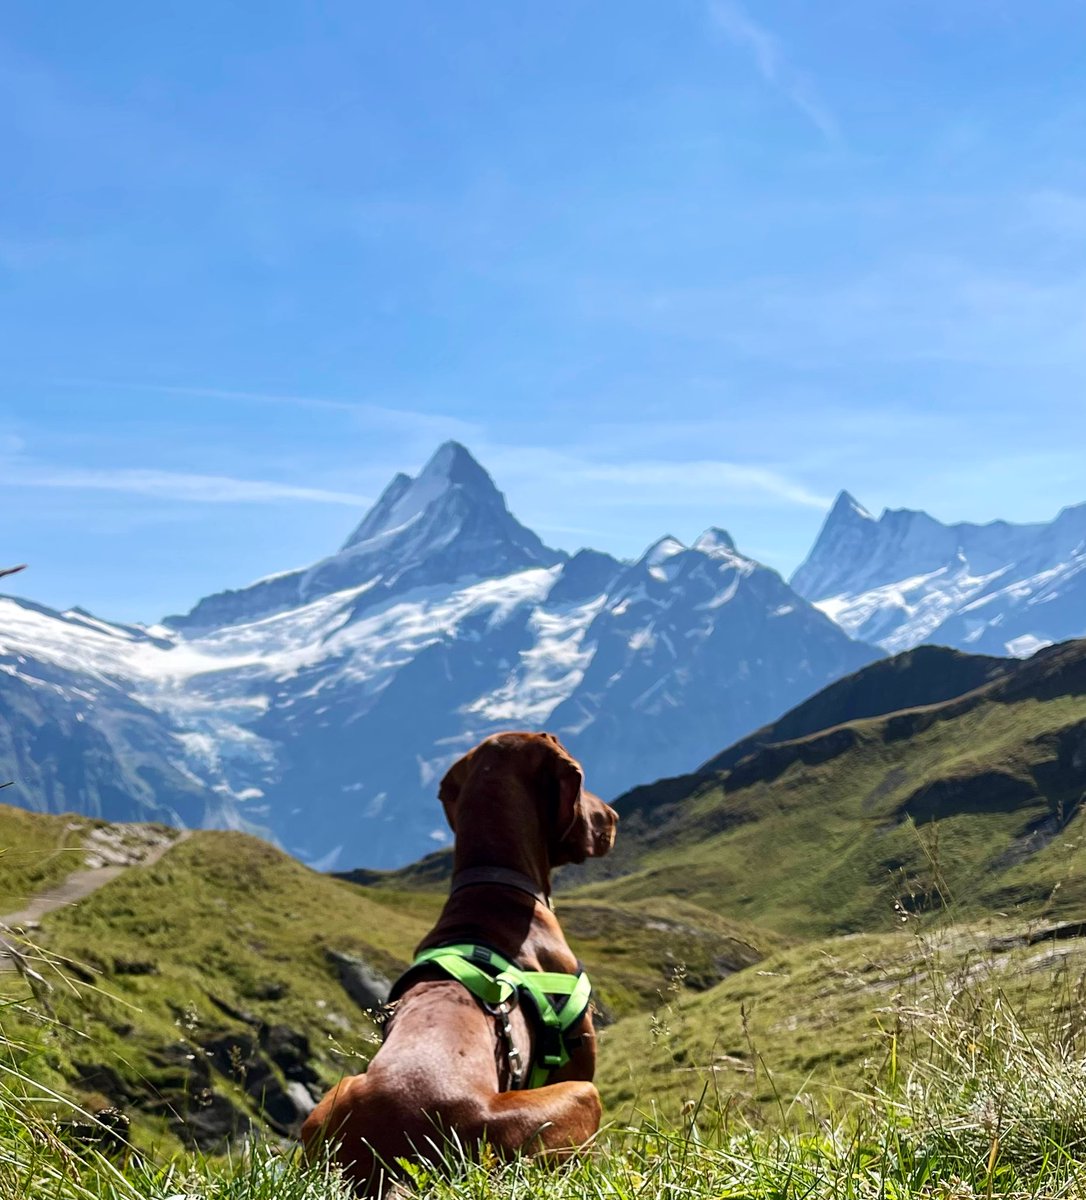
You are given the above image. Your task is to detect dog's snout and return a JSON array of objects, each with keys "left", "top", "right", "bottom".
[{"left": 591, "top": 800, "right": 618, "bottom": 857}]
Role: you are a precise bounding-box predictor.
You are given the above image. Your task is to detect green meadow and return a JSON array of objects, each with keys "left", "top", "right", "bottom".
[{"left": 3, "top": 641, "right": 1086, "bottom": 1195}]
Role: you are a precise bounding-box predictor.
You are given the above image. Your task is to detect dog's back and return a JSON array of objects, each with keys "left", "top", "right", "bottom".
[{"left": 301, "top": 732, "right": 617, "bottom": 1195}]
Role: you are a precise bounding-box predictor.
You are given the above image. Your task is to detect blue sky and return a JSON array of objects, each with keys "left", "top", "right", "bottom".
[{"left": 3, "top": 1, "right": 1085, "bottom": 622}]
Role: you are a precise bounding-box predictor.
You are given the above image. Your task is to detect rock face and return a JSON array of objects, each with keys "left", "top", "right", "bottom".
[
  {"left": 78, "top": 1022, "right": 332, "bottom": 1151},
  {"left": 202, "top": 1029, "right": 315, "bottom": 1134},
  {"left": 138, "top": 1040, "right": 253, "bottom": 1153},
  {"left": 0, "top": 442, "right": 880, "bottom": 867},
  {"left": 166, "top": 440, "right": 563, "bottom": 632},
  {"left": 792, "top": 491, "right": 1086, "bottom": 656},
  {"left": 326, "top": 950, "right": 394, "bottom": 1013}
]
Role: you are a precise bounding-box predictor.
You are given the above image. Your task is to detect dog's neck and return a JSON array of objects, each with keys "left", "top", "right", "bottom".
[
  {"left": 450, "top": 865, "right": 550, "bottom": 907},
  {"left": 449, "top": 777, "right": 552, "bottom": 897},
  {"left": 425, "top": 800, "right": 574, "bottom": 969}
]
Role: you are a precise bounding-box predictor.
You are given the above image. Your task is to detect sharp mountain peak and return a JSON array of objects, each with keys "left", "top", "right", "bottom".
[
  {"left": 827, "top": 489, "right": 875, "bottom": 523},
  {"left": 168, "top": 441, "right": 559, "bottom": 632},
  {"left": 341, "top": 440, "right": 503, "bottom": 551}
]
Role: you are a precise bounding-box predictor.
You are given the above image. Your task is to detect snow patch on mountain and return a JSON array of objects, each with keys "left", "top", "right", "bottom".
[
  {"left": 1, "top": 445, "right": 884, "bottom": 867},
  {"left": 466, "top": 594, "right": 607, "bottom": 724},
  {"left": 794, "top": 493, "right": 1086, "bottom": 656}
]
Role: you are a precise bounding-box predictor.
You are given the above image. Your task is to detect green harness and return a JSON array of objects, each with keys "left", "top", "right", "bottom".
[{"left": 388, "top": 943, "right": 592, "bottom": 1090}]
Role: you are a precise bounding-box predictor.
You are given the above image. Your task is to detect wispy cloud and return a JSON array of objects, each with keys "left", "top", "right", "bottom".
[
  {"left": 122, "top": 383, "right": 363, "bottom": 414},
  {"left": 479, "top": 443, "right": 830, "bottom": 511},
  {"left": 707, "top": 1, "right": 839, "bottom": 142},
  {"left": 576, "top": 458, "right": 831, "bottom": 509},
  {"left": 50, "top": 379, "right": 482, "bottom": 444},
  {"left": 5, "top": 465, "right": 369, "bottom": 507}
]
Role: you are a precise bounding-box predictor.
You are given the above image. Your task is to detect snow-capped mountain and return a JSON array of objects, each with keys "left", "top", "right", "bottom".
[
  {"left": 168, "top": 440, "right": 562, "bottom": 631},
  {"left": 792, "top": 492, "right": 1086, "bottom": 656},
  {"left": 546, "top": 529, "right": 880, "bottom": 797},
  {"left": 1, "top": 444, "right": 879, "bottom": 868},
  {"left": 0, "top": 598, "right": 234, "bottom": 828}
]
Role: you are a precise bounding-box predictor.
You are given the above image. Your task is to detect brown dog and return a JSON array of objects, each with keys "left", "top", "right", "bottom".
[{"left": 301, "top": 731, "right": 618, "bottom": 1195}]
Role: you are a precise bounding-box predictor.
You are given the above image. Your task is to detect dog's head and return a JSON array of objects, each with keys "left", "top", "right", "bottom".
[{"left": 438, "top": 732, "right": 617, "bottom": 867}]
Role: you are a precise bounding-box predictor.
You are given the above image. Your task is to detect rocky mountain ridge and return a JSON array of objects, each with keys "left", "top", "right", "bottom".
[
  {"left": 7, "top": 447, "right": 1083, "bottom": 868},
  {"left": 793, "top": 491, "right": 1086, "bottom": 656},
  {"left": 0, "top": 443, "right": 877, "bottom": 868}
]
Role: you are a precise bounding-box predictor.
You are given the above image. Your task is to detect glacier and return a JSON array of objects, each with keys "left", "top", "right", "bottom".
[{"left": 1, "top": 443, "right": 879, "bottom": 868}]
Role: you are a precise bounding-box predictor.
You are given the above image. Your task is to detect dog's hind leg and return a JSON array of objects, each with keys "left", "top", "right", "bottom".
[
  {"left": 300, "top": 1075, "right": 395, "bottom": 1197},
  {"left": 303, "top": 1076, "right": 602, "bottom": 1191},
  {"left": 479, "top": 1080, "right": 602, "bottom": 1159}
]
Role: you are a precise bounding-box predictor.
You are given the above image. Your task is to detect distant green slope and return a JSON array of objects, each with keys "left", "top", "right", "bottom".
[
  {"left": 337, "top": 844, "right": 453, "bottom": 891},
  {"left": 701, "top": 642, "right": 1013, "bottom": 774},
  {"left": 596, "top": 915, "right": 1086, "bottom": 1121},
  {"left": 576, "top": 640, "right": 1086, "bottom": 937},
  {"left": 1, "top": 813, "right": 779, "bottom": 1149},
  {"left": 0, "top": 806, "right": 109, "bottom": 911}
]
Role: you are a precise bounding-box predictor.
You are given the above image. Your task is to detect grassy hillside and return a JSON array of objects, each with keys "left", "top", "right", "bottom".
[
  {"left": 0, "top": 806, "right": 109, "bottom": 912},
  {"left": 0, "top": 810, "right": 778, "bottom": 1151},
  {"left": 577, "top": 639, "right": 1086, "bottom": 937},
  {"left": 2, "top": 825, "right": 432, "bottom": 1150},
  {"left": 5, "top": 912, "right": 1086, "bottom": 1198},
  {"left": 596, "top": 914, "right": 1086, "bottom": 1119}
]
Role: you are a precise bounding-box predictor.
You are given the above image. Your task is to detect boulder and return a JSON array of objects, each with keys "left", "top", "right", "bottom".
[
  {"left": 326, "top": 950, "right": 393, "bottom": 1012},
  {"left": 259, "top": 1023, "right": 321, "bottom": 1086},
  {"left": 168, "top": 1092, "right": 252, "bottom": 1153},
  {"left": 285, "top": 1081, "right": 316, "bottom": 1117}
]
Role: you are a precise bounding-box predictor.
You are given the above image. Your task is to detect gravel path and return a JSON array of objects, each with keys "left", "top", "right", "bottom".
[{"left": 0, "top": 826, "right": 190, "bottom": 973}]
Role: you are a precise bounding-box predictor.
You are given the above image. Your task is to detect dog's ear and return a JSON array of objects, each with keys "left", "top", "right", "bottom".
[
  {"left": 544, "top": 735, "right": 617, "bottom": 864},
  {"left": 438, "top": 752, "right": 473, "bottom": 833},
  {"left": 541, "top": 737, "right": 595, "bottom": 865},
  {"left": 554, "top": 756, "right": 592, "bottom": 864}
]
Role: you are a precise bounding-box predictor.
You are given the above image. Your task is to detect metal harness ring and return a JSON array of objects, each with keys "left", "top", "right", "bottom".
[{"left": 484, "top": 998, "right": 524, "bottom": 1089}]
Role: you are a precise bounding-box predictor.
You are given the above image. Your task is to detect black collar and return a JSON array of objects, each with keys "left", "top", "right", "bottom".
[{"left": 449, "top": 866, "right": 552, "bottom": 909}]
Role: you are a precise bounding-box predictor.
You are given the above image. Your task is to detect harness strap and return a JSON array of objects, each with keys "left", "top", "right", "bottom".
[
  {"left": 514, "top": 968, "right": 593, "bottom": 1088},
  {"left": 409, "top": 945, "right": 517, "bottom": 1007},
  {"left": 392, "top": 943, "right": 592, "bottom": 1090}
]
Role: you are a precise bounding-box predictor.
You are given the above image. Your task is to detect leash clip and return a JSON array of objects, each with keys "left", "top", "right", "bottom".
[{"left": 485, "top": 999, "right": 524, "bottom": 1090}]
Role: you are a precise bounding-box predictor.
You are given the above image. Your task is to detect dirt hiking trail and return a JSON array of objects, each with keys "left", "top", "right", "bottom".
[{"left": 0, "top": 823, "right": 190, "bottom": 972}]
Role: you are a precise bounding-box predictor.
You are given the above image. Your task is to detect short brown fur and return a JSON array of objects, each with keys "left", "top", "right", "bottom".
[{"left": 301, "top": 732, "right": 618, "bottom": 1196}]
